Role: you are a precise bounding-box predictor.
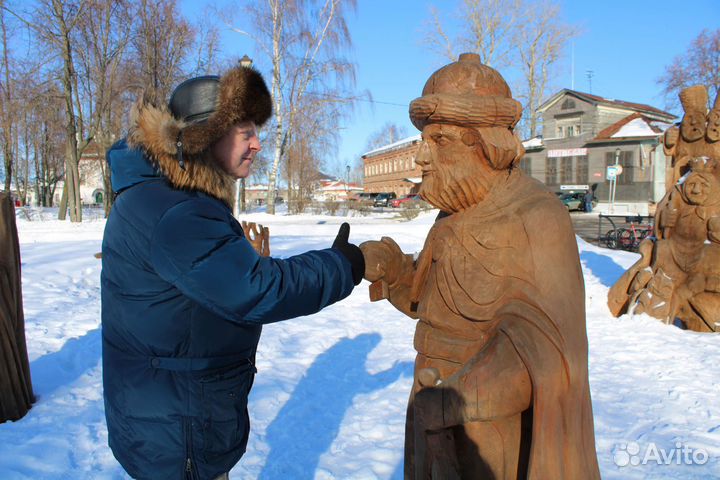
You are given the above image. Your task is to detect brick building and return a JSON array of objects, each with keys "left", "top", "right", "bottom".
[{"left": 361, "top": 135, "right": 422, "bottom": 196}]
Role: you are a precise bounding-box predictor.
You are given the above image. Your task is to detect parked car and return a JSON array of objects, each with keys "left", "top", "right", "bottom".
[
  {"left": 559, "top": 192, "right": 597, "bottom": 211},
  {"left": 390, "top": 194, "right": 421, "bottom": 208},
  {"left": 373, "top": 192, "right": 397, "bottom": 207},
  {"left": 349, "top": 192, "right": 379, "bottom": 203}
]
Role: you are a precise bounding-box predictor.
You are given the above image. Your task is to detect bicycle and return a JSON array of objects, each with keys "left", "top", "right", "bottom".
[{"left": 616, "top": 223, "right": 654, "bottom": 251}]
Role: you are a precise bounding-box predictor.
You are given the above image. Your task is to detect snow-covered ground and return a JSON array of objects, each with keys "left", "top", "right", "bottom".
[{"left": 0, "top": 207, "right": 718, "bottom": 479}]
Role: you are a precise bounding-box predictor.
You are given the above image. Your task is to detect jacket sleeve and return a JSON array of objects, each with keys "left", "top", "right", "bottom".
[{"left": 149, "top": 197, "right": 355, "bottom": 325}]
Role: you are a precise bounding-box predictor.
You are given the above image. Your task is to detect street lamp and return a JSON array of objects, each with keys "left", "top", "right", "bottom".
[
  {"left": 609, "top": 147, "right": 620, "bottom": 214},
  {"left": 239, "top": 55, "right": 253, "bottom": 68},
  {"left": 345, "top": 164, "right": 350, "bottom": 196},
  {"left": 236, "top": 55, "right": 253, "bottom": 216}
]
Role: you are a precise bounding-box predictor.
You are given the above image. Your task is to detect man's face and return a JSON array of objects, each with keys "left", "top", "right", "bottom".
[
  {"left": 683, "top": 172, "right": 713, "bottom": 205},
  {"left": 212, "top": 121, "right": 261, "bottom": 179},
  {"left": 415, "top": 123, "right": 493, "bottom": 212}
]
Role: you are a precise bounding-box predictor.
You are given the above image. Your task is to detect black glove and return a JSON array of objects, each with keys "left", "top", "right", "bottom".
[{"left": 332, "top": 222, "right": 365, "bottom": 285}]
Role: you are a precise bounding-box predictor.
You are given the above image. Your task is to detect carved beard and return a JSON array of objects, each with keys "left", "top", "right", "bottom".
[{"left": 420, "top": 159, "right": 496, "bottom": 213}]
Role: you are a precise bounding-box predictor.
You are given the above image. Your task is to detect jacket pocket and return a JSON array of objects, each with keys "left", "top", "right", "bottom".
[{"left": 199, "top": 362, "right": 255, "bottom": 460}]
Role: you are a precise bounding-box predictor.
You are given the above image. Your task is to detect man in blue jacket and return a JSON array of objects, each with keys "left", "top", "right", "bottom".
[{"left": 101, "top": 65, "right": 364, "bottom": 480}]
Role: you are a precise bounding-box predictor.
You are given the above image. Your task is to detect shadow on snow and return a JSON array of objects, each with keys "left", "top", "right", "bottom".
[
  {"left": 29, "top": 328, "right": 101, "bottom": 400},
  {"left": 580, "top": 251, "right": 627, "bottom": 288},
  {"left": 258, "top": 333, "right": 412, "bottom": 479}
]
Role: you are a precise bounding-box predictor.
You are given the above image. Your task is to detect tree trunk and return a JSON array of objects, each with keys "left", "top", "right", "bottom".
[
  {"left": 0, "top": 193, "right": 34, "bottom": 423},
  {"left": 58, "top": 181, "right": 69, "bottom": 220},
  {"left": 102, "top": 169, "right": 114, "bottom": 217}
]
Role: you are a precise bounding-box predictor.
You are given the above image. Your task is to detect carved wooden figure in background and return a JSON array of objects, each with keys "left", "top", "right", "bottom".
[
  {"left": 241, "top": 221, "right": 270, "bottom": 257},
  {"left": 0, "top": 193, "right": 35, "bottom": 423},
  {"left": 608, "top": 85, "right": 720, "bottom": 332},
  {"left": 361, "top": 54, "right": 600, "bottom": 479}
]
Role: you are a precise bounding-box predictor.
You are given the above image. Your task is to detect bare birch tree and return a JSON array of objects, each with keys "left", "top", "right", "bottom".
[
  {"left": 231, "top": 0, "right": 360, "bottom": 214},
  {"left": 515, "top": 1, "right": 575, "bottom": 138},
  {"left": 189, "top": 12, "right": 221, "bottom": 76},
  {"left": 6, "top": 0, "right": 93, "bottom": 221},
  {"left": 283, "top": 93, "right": 343, "bottom": 212},
  {"left": 425, "top": 6, "right": 455, "bottom": 62},
  {"left": 45, "top": 0, "right": 88, "bottom": 222},
  {"left": 423, "top": 0, "right": 522, "bottom": 68},
  {"left": 364, "top": 121, "right": 409, "bottom": 152},
  {"left": 74, "top": 0, "right": 132, "bottom": 215},
  {"left": 31, "top": 84, "right": 66, "bottom": 207},
  {"left": 130, "top": 0, "right": 194, "bottom": 105},
  {"left": 2, "top": 0, "right": 215, "bottom": 220},
  {"left": 424, "top": 0, "right": 575, "bottom": 139},
  {"left": 658, "top": 29, "right": 720, "bottom": 111},
  {"left": 0, "top": 0, "right": 18, "bottom": 192}
]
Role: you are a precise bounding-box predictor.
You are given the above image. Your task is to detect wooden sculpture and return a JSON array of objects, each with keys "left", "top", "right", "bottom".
[
  {"left": 241, "top": 221, "right": 270, "bottom": 257},
  {"left": 0, "top": 193, "right": 35, "bottom": 423},
  {"left": 361, "top": 53, "right": 600, "bottom": 479},
  {"left": 608, "top": 85, "right": 720, "bottom": 332}
]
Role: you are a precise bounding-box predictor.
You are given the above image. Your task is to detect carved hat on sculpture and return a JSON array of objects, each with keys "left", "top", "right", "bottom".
[
  {"left": 409, "top": 53, "right": 523, "bottom": 130},
  {"left": 409, "top": 53, "right": 525, "bottom": 170}
]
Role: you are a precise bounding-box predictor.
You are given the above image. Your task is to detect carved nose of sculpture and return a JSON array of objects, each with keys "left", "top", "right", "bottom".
[{"left": 415, "top": 142, "right": 431, "bottom": 168}]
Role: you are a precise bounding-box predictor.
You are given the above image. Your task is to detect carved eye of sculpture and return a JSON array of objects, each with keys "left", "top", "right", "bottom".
[{"left": 430, "top": 133, "right": 450, "bottom": 146}]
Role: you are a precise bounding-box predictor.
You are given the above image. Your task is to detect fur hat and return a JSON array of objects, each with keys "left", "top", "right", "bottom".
[
  {"left": 127, "top": 65, "right": 272, "bottom": 207},
  {"left": 171, "top": 67, "right": 272, "bottom": 156}
]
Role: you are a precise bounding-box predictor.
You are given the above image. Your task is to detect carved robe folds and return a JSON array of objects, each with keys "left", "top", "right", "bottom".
[{"left": 364, "top": 173, "right": 600, "bottom": 479}]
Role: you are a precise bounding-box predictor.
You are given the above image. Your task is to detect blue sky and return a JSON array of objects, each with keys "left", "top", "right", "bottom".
[{"left": 183, "top": 0, "right": 720, "bottom": 176}]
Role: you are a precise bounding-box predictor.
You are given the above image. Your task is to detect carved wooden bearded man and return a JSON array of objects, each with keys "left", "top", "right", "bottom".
[{"left": 361, "top": 54, "right": 600, "bottom": 479}]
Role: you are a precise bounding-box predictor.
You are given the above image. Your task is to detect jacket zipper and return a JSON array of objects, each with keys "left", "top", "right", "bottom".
[{"left": 184, "top": 417, "right": 196, "bottom": 480}]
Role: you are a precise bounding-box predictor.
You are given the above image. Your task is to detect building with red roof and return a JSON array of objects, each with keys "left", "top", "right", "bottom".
[{"left": 521, "top": 89, "right": 677, "bottom": 214}]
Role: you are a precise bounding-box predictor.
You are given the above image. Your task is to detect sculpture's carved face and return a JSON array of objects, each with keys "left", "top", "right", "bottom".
[
  {"left": 416, "top": 124, "right": 496, "bottom": 213},
  {"left": 683, "top": 172, "right": 715, "bottom": 205}
]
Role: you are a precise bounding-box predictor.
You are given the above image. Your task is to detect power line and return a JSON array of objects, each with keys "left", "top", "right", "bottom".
[{"left": 305, "top": 91, "right": 407, "bottom": 108}]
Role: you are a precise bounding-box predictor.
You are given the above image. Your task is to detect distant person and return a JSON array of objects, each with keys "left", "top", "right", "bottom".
[
  {"left": 584, "top": 189, "right": 594, "bottom": 212},
  {"left": 101, "top": 65, "right": 364, "bottom": 480}
]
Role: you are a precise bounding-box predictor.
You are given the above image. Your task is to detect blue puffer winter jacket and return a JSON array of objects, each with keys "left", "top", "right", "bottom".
[{"left": 101, "top": 139, "right": 355, "bottom": 479}]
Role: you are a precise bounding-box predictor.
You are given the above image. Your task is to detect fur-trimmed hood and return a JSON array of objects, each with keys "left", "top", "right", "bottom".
[
  {"left": 126, "top": 102, "right": 237, "bottom": 207},
  {"left": 122, "top": 66, "right": 272, "bottom": 207}
]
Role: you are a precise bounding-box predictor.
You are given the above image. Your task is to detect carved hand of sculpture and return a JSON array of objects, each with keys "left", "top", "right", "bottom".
[
  {"left": 360, "top": 237, "right": 418, "bottom": 317},
  {"left": 608, "top": 237, "right": 654, "bottom": 316},
  {"left": 633, "top": 268, "right": 675, "bottom": 318},
  {"left": 361, "top": 236, "right": 411, "bottom": 283},
  {"left": 241, "top": 221, "right": 270, "bottom": 257},
  {"left": 413, "top": 332, "right": 532, "bottom": 432},
  {"left": 413, "top": 367, "right": 469, "bottom": 432},
  {"left": 661, "top": 207, "right": 678, "bottom": 231}
]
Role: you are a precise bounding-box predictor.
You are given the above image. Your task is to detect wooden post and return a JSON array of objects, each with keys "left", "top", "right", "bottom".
[{"left": 0, "top": 192, "right": 34, "bottom": 422}]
